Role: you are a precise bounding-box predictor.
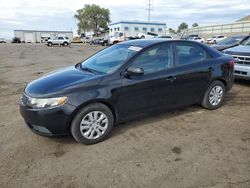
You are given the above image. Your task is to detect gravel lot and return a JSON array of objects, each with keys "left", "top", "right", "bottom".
[{"left": 0, "top": 43, "right": 250, "bottom": 188}]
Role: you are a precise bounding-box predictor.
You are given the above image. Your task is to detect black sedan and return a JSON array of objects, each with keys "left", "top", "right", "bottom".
[{"left": 20, "top": 39, "right": 235, "bottom": 144}]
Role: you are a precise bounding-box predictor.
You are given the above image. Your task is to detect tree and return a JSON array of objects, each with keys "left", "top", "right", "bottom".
[
  {"left": 168, "top": 28, "right": 176, "bottom": 34},
  {"left": 74, "top": 4, "right": 110, "bottom": 35},
  {"left": 192, "top": 23, "right": 199, "bottom": 27},
  {"left": 177, "top": 22, "right": 188, "bottom": 33}
]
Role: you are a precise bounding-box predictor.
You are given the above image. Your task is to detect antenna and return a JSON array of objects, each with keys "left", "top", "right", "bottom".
[{"left": 147, "top": 0, "right": 153, "bottom": 22}]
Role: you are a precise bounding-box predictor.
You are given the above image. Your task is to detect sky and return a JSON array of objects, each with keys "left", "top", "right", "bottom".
[{"left": 0, "top": 0, "right": 250, "bottom": 39}]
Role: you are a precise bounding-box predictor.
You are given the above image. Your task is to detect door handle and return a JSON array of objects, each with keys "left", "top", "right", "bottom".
[
  {"left": 208, "top": 67, "right": 214, "bottom": 72},
  {"left": 165, "top": 76, "right": 176, "bottom": 82}
]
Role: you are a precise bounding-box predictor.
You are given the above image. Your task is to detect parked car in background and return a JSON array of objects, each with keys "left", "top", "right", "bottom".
[
  {"left": 125, "top": 36, "right": 140, "bottom": 41},
  {"left": 20, "top": 39, "right": 234, "bottom": 144},
  {"left": 158, "top": 35, "right": 173, "bottom": 39},
  {"left": 188, "top": 36, "right": 204, "bottom": 43},
  {"left": 72, "top": 37, "right": 83, "bottom": 43},
  {"left": 99, "top": 37, "right": 109, "bottom": 46},
  {"left": 224, "top": 37, "right": 250, "bottom": 79},
  {"left": 137, "top": 32, "right": 158, "bottom": 39},
  {"left": 108, "top": 32, "right": 125, "bottom": 45},
  {"left": 181, "top": 34, "right": 199, "bottom": 40},
  {"left": 89, "top": 38, "right": 103, "bottom": 45},
  {"left": 213, "top": 35, "right": 248, "bottom": 51},
  {"left": 47, "top": 37, "right": 71, "bottom": 47},
  {"left": 207, "top": 35, "right": 226, "bottom": 44},
  {"left": 12, "top": 37, "right": 21, "bottom": 43},
  {"left": 0, "top": 38, "right": 6, "bottom": 43}
]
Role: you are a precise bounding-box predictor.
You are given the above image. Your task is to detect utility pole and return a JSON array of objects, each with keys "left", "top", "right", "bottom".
[{"left": 147, "top": 0, "right": 153, "bottom": 22}]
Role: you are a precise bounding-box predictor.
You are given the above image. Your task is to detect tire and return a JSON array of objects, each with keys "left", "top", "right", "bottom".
[
  {"left": 63, "top": 42, "right": 68, "bottom": 46},
  {"left": 48, "top": 42, "right": 52, "bottom": 47},
  {"left": 141, "top": 35, "right": 145, "bottom": 39},
  {"left": 201, "top": 80, "right": 226, "bottom": 110},
  {"left": 70, "top": 103, "right": 114, "bottom": 144}
]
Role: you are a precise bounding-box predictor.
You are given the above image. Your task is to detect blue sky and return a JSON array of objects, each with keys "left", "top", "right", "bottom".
[{"left": 0, "top": 0, "right": 249, "bottom": 39}]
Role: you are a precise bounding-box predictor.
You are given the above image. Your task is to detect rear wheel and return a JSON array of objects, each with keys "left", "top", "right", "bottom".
[
  {"left": 141, "top": 35, "right": 145, "bottom": 39},
  {"left": 70, "top": 103, "right": 114, "bottom": 144},
  {"left": 201, "top": 80, "right": 226, "bottom": 110},
  {"left": 48, "top": 42, "right": 52, "bottom": 46}
]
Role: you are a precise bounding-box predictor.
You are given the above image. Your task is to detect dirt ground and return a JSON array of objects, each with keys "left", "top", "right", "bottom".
[{"left": 0, "top": 43, "right": 249, "bottom": 188}]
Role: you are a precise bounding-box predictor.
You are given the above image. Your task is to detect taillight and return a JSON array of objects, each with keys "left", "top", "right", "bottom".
[
  {"left": 229, "top": 60, "right": 235, "bottom": 65},
  {"left": 229, "top": 60, "right": 235, "bottom": 68}
]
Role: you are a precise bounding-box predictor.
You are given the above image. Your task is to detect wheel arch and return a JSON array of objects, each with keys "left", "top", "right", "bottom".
[
  {"left": 67, "top": 99, "right": 118, "bottom": 131},
  {"left": 200, "top": 77, "right": 227, "bottom": 102}
]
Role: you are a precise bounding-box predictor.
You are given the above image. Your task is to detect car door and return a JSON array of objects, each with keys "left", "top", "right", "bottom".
[
  {"left": 172, "top": 41, "right": 213, "bottom": 107},
  {"left": 116, "top": 43, "right": 176, "bottom": 120},
  {"left": 58, "top": 37, "right": 64, "bottom": 44},
  {"left": 52, "top": 37, "right": 59, "bottom": 44}
]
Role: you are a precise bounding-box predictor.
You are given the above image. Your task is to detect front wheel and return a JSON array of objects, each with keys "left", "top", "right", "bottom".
[
  {"left": 201, "top": 80, "right": 226, "bottom": 110},
  {"left": 70, "top": 103, "right": 114, "bottom": 144},
  {"left": 63, "top": 42, "right": 68, "bottom": 46}
]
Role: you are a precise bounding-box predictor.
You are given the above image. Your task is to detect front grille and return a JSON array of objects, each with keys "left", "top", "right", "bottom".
[
  {"left": 234, "top": 70, "right": 247, "bottom": 75},
  {"left": 233, "top": 55, "right": 250, "bottom": 66}
]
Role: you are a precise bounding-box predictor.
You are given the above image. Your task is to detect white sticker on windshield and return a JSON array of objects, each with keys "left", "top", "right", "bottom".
[{"left": 128, "top": 46, "right": 142, "bottom": 52}]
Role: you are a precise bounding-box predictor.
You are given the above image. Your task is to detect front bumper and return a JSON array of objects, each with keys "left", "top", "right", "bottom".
[
  {"left": 234, "top": 64, "right": 250, "bottom": 79},
  {"left": 20, "top": 103, "right": 76, "bottom": 136}
]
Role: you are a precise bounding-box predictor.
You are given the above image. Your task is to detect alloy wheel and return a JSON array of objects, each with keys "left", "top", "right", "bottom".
[
  {"left": 80, "top": 111, "right": 108, "bottom": 139},
  {"left": 209, "top": 85, "right": 223, "bottom": 106}
]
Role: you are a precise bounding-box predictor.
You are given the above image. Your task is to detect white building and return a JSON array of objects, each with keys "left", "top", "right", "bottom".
[
  {"left": 109, "top": 21, "right": 166, "bottom": 37},
  {"left": 14, "top": 30, "right": 73, "bottom": 43}
]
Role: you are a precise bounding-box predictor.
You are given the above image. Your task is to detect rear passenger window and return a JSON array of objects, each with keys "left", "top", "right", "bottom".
[{"left": 175, "top": 42, "right": 207, "bottom": 66}]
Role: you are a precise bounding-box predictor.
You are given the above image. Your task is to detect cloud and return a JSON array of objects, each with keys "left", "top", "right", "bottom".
[{"left": 0, "top": 0, "right": 249, "bottom": 38}]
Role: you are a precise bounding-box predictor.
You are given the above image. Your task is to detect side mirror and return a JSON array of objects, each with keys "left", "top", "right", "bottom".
[{"left": 125, "top": 67, "right": 144, "bottom": 77}]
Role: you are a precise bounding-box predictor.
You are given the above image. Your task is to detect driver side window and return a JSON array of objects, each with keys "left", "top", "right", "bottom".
[{"left": 131, "top": 43, "right": 173, "bottom": 75}]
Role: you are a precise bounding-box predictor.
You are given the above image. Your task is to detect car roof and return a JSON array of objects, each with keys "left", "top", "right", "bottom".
[
  {"left": 120, "top": 39, "right": 223, "bottom": 58},
  {"left": 120, "top": 39, "right": 196, "bottom": 47}
]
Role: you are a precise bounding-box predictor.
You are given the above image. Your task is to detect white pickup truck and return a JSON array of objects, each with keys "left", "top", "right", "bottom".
[
  {"left": 137, "top": 32, "right": 158, "bottom": 39},
  {"left": 47, "top": 37, "right": 71, "bottom": 47}
]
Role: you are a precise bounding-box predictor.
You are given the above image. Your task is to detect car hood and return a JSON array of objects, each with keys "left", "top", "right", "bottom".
[
  {"left": 25, "top": 65, "right": 104, "bottom": 97},
  {"left": 213, "top": 44, "right": 236, "bottom": 51},
  {"left": 224, "top": 45, "right": 250, "bottom": 56}
]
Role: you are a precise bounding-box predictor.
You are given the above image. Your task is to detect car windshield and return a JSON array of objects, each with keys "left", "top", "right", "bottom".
[
  {"left": 217, "top": 36, "right": 244, "bottom": 45},
  {"left": 241, "top": 38, "right": 250, "bottom": 45},
  {"left": 81, "top": 44, "right": 139, "bottom": 74}
]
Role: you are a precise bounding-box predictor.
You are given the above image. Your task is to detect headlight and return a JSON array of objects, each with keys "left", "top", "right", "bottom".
[{"left": 24, "top": 95, "right": 67, "bottom": 108}]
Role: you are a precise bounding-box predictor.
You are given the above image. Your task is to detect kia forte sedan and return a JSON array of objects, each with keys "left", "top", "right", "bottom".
[{"left": 20, "top": 39, "right": 234, "bottom": 144}]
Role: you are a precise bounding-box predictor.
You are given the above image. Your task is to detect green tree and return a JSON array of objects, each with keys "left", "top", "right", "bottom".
[
  {"left": 168, "top": 28, "right": 176, "bottom": 34},
  {"left": 192, "top": 23, "right": 199, "bottom": 27},
  {"left": 177, "top": 22, "right": 188, "bottom": 33},
  {"left": 74, "top": 4, "right": 110, "bottom": 35}
]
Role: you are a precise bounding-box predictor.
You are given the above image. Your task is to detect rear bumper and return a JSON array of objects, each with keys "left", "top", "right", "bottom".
[
  {"left": 20, "top": 103, "right": 76, "bottom": 136},
  {"left": 234, "top": 64, "right": 250, "bottom": 79}
]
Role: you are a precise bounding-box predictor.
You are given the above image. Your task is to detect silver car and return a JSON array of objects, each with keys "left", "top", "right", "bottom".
[{"left": 224, "top": 37, "right": 250, "bottom": 79}]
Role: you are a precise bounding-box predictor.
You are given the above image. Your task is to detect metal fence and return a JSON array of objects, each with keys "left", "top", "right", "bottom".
[{"left": 184, "top": 21, "right": 250, "bottom": 38}]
